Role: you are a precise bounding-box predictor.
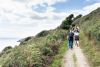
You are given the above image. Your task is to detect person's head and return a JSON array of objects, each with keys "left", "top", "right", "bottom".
[{"left": 74, "top": 29, "right": 79, "bottom": 33}]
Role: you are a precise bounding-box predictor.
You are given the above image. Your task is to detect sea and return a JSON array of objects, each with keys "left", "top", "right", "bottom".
[{"left": 0, "top": 38, "right": 20, "bottom": 52}]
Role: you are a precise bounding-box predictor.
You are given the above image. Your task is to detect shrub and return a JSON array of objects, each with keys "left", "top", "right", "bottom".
[
  {"left": 2, "top": 46, "right": 12, "bottom": 52},
  {"left": 42, "top": 46, "right": 53, "bottom": 56},
  {"left": 0, "top": 46, "right": 13, "bottom": 57},
  {"left": 24, "top": 37, "right": 32, "bottom": 41},
  {"left": 36, "top": 30, "right": 49, "bottom": 37},
  {"left": 0, "top": 29, "right": 67, "bottom": 67},
  {"left": 2, "top": 44, "right": 43, "bottom": 67}
]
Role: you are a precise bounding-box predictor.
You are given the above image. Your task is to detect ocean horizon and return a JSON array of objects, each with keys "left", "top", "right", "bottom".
[{"left": 0, "top": 38, "right": 20, "bottom": 52}]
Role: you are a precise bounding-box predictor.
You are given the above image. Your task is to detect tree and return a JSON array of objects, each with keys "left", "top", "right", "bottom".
[
  {"left": 66, "top": 14, "right": 74, "bottom": 20},
  {"left": 73, "top": 14, "right": 82, "bottom": 21},
  {"left": 60, "top": 14, "right": 74, "bottom": 30}
]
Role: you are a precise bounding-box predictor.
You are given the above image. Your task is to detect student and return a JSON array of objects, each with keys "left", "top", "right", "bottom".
[
  {"left": 74, "top": 27, "right": 80, "bottom": 47},
  {"left": 68, "top": 30, "right": 74, "bottom": 49}
]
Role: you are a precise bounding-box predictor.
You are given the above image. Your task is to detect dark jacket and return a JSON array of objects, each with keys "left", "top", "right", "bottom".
[{"left": 68, "top": 32, "right": 74, "bottom": 41}]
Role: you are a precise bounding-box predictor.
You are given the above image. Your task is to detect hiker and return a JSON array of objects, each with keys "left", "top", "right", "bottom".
[
  {"left": 74, "top": 27, "right": 80, "bottom": 46},
  {"left": 68, "top": 29, "right": 74, "bottom": 49}
]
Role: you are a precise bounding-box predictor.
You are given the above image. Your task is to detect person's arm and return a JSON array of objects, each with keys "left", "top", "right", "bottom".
[
  {"left": 73, "top": 33, "right": 75, "bottom": 40},
  {"left": 78, "top": 28, "right": 80, "bottom": 32},
  {"left": 67, "top": 34, "right": 69, "bottom": 39},
  {"left": 67, "top": 33, "right": 69, "bottom": 40}
]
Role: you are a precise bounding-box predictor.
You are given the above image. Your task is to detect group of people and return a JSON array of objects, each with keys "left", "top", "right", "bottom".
[{"left": 68, "top": 26, "right": 80, "bottom": 49}]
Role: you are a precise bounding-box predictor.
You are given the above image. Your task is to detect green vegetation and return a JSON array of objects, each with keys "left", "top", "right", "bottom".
[
  {"left": 73, "top": 53, "right": 77, "bottom": 67},
  {"left": 73, "top": 14, "right": 82, "bottom": 21},
  {"left": 80, "top": 31, "right": 100, "bottom": 67},
  {"left": 73, "top": 8, "right": 100, "bottom": 67},
  {"left": 0, "top": 29, "right": 68, "bottom": 67},
  {"left": 1, "top": 13, "right": 81, "bottom": 67},
  {"left": 36, "top": 30, "right": 49, "bottom": 37},
  {"left": 59, "top": 14, "right": 82, "bottom": 30},
  {"left": 1, "top": 13, "right": 80, "bottom": 67},
  {"left": 73, "top": 54, "right": 77, "bottom": 64},
  {"left": 51, "top": 40, "right": 68, "bottom": 67},
  {"left": 59, "top": 14, "right": 74, "bottom": 30}
]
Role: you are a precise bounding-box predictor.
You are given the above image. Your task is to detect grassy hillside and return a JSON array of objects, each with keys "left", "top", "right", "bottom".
[
  {"left": 0, "top": 29, "right": 67, "bottom": 67},
  {"left": 73, "top": 8, "right": 100, "bottom": 67},
  {"left": 0, "top": 11, "right": 80, "bottom": 67},
  {"left": 0, "top": 7, "right": 100, "bottom": 67}
]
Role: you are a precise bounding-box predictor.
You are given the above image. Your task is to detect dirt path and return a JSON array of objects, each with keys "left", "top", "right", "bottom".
[
  {"left": 63, "top": 49, "right": 75, "bottom": 67},
  {"left": 63, "top": 46, "right": 90, "bottom": 67}
]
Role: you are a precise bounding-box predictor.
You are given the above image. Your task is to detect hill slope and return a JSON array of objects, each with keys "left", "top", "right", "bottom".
[
  {"left": 0, "top": 10, "right": 76, "bottom": 67},
  {"left": 0, "top": 7, "right": 100, "bottom": 67},
  {"left": 0, "top": 29, "right": 67, "bottom": 67},
  {"left": 73, "top": 7, "right": 100, "bottom": 67}
]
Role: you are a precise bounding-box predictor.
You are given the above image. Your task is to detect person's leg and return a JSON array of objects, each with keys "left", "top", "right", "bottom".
[
  {"left": 70, "top": 41, "right": 73, "bottom": 49},
  {"left": 68, "top": 41, "right": 71, "bottom": 49},
  {"left": 76, "top": 40, "right": 79, "bottom": 47},
  {"left": 69, "top": 41, "right": 73, "bottom": 49},
  {"left": 76, "top": 37, "right": 79, "bottom": 47},
  {"left": 75, "top": 40, "right": 77, "bottom": 46}
]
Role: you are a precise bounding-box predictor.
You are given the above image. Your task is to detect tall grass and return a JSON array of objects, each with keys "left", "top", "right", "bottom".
[
  {"left": 80, "top": 30, "right": 100, "bottom": 67},
  {"left": 0, "top": 29, "right": 68, "bottom": 67},
  {"left": 73, "top": 8, "right": 100, "bottom": 67},
  {"left": 51, "top": 40, "right": 68, "bottom": 67}
]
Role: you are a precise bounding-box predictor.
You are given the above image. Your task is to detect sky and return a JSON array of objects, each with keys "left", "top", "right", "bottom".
[{"left": 0, "top": 0, "right": 100, "bottom": 39}]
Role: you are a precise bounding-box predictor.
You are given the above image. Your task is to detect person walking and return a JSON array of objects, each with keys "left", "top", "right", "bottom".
[
  {"left": 68, "top": 29, "right": 74, "bottom": 49},
  {"left": 74, "top": 27, "right": 80, "bottom": 47}
]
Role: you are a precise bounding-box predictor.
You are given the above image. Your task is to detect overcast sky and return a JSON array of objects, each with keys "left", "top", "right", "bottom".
[{"left": 0, "top": 0, "right": 100, "bottom": 39}]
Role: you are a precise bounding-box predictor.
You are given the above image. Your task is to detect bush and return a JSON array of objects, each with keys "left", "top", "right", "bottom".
[
  {"left": 73, "top": 14, "right": 82, "bottom": 21},
  {"left": 24, "top": 37, "right": 32, "bottom": 41},
  {"left": 2, "top": 46, "right": 12, "bottom": 52},
  {"left": 2, "top": 44, "right": 42, "bottom": 67},
  {"left": 0, "top": 29, "right": 67, "bottom": 67},
  {"left": 42, "top": 46, "right": 53, "bottom": 56},
  {"left": 36, "top": 30, "right": 49, "bottom": 37},
  {"left": 0, "top": 46, "right": 13, "bottom": 57}
]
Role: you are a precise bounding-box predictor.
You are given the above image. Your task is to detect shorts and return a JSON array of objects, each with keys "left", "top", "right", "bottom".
[{"left": 75, "top": 36, "right": 79, "bottom": 40}]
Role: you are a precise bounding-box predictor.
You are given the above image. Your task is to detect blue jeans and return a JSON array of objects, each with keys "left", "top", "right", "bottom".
[{"left": 68, "top": 40, "right": 73, "bottom": 49}]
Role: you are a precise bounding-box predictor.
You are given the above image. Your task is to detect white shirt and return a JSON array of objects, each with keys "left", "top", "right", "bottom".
[{"left": 74, "top": 32, "right": 79, "bottom": 36}]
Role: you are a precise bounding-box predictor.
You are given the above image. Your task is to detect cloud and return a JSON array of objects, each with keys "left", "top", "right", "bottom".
[
  {"left": 0, "top": 0, "right": 67, "bottom": 24},
  {"left": 0, "top": 0, "right": 100, "bottom": 52},
  {"left": 0, "top": 0, "right": 100, "bottom": 39},
  {"left": 67, "top": 3, "right": 100, "bottom": 16},
  {"left": 83, "top": 2, "right": 100, "bottom": 12}
]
